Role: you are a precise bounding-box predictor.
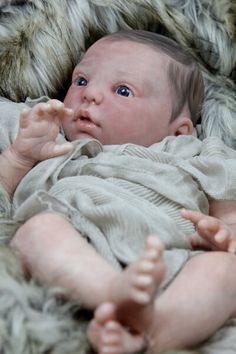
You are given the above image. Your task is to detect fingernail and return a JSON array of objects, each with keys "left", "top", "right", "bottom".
[{"left": 228, "top": 247, "right": 236, "bottom": 254}]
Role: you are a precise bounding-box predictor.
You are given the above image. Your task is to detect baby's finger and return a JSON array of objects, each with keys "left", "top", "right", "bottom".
[
  {"left": 214, "top": 229, "right": 229, "bottom": 244},
  {"left": 214, "top": 229, "right": 236, "bottom": 254},
  {"left": 181, "top": 209, "right": 206, "bottom": 224},
  {"left": 197, "top": 218, "right": 220, "bottom": 236},
  {"left": 33, "top": 102, "right": 53, "bottom": 116},
  {"left": 64, "top": 107, "right": 74, "bottom": 116},
  {"left": 47, "top": 99, "right": 64, "bottom": 112},
  {"left": 47, "top": 100, "right": 74, "bottom": 121},
  {"left": 19, "top": 108, "right": 31, "bottom": 128},
  {"left": 41, "top": 142, "right": 73, "bottom": 159},
  {"left": 212, "top": 229, "right": 233, "bottom": 252},
  {"left": 227, "top": 240, "right": 236, "bottom": 254},
  {"left": 52, "top": 142, "right": 73, "bottom": 157}
]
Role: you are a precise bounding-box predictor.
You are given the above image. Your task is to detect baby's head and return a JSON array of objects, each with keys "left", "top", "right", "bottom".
[{"left": 63, "top": 30, "right": 204, "bottom": 146}]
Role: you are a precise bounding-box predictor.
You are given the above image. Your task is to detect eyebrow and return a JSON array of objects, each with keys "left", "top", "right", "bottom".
[{"left": 115, "top": 68, "right": 148, "bottom": 81}]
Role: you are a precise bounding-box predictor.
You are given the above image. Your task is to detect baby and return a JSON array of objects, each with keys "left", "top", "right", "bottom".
[{"left": 1, "top": 30, "right": 236, "bottom": 354}]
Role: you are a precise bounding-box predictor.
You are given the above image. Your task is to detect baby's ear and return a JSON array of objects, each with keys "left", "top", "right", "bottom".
[{"left": 172, "top": 117, "right": 193, "bottom": 136}]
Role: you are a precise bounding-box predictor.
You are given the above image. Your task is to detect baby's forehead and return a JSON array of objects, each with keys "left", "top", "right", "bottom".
[
  {"left": 94, "top": 37, "right": 167, "bottom": 55},
  {"left": 84, "top": 37, "right": 170, "bottom": 66}
]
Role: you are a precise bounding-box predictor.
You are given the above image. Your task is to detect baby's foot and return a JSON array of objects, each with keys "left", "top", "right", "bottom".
[
  {"left": 110, "top": 235, "right": 165, "bottom": 333},
  {"left": 88, "top": 303, "right": 145, "bottom": 354},
  {"left": 88, "top": 235, "right": 165, "bottom": 353}
]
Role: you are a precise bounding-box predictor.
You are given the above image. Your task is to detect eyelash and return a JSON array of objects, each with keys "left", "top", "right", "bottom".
[
  {"left": 115, "top": 85, "right": 134, "bottom": 98},
  {"left": 74, "top": 76, "right": 88, "bottom": 86}
]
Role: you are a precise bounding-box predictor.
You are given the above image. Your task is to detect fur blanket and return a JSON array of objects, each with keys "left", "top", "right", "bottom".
[{"left": 0, "top": 1, "right": 236, "bottom": 353}]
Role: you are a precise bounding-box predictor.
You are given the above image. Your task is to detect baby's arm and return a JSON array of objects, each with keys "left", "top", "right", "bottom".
[
  {"left": 182, "top": 200, "right": 236, "bottom": 253},
  {"left": 0, "top": 99, "right": 73, "bottom": 195}
]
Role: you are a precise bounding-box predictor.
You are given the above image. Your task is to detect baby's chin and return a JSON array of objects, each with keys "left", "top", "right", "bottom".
[{"left": 68, "top": 132, "right": 99, "bottom": 142}]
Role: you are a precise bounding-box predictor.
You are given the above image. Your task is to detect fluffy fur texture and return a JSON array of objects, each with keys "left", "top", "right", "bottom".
[
  {"left": 0, "top": 246, "right": 90, "bottom": 354},
  {"left": 0, "top": 0, "right": 235, "bottom": 148},
  {"left": 0, "top": 1, "right": 236, "bottom": 353}
]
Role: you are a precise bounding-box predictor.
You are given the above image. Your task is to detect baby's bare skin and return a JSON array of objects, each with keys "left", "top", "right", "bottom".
[
  {"left": 88, "top": 226, "right": 236, "bottom": 354},
  {"left": 88, "top": 304, "right": 145, "bottom": 354},
  {"left": 0, "top": 100, "right": 74, "bottom": 195},
  {"left": 88, "top": 236, "right": 165, "bottom": 354},
  {"left": 14, "top": 99, "right": 74, "bottom": 163},
  {"left": 182, "top": 209, "right": 236, "bottom": 253}
]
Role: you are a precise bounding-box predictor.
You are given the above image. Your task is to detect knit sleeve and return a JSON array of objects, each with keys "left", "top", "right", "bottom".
[
  {"left": 178, "top": 137, "right": 236, "bottom": 200},
  {"left": 0, "top": 184, "right": 11, "bottom": 218}
]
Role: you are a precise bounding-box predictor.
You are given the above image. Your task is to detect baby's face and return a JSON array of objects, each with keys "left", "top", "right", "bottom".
[{"left": 63, "top": 38, "right": 175, "bottom": 146}]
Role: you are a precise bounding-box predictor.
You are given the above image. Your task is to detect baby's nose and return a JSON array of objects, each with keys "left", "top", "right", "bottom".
[{"left": 83, "top": 85, "right": 103, "bottom": 104}]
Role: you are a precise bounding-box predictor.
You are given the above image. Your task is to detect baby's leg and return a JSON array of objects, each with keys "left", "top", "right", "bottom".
[
  {"left": 149, "top": 251, "right": 236, "bottom": 352},
  {"left": 11, "top": 212, "right": 124, "bottom": 308},
  {"left": 89, "top": 251, "right": 236, "bottom": 354},
  {"left": 11, "top": 213, "right": 164, "bottom": 312}
]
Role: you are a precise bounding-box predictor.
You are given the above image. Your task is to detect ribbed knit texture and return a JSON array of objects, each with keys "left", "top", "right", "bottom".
[{"left": 1, "top": 98, "right": 236, "bottom": 287}]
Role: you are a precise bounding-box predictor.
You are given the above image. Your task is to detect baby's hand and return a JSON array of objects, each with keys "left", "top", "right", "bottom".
[
  {"left": 181, "top": 209, "right": 236, "bottom": 254},
  {"left": 11, "top": 99, "right": 73, "bottom": 164}
]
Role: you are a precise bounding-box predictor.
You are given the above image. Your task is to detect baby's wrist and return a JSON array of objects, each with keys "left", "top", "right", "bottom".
[
  {"left": 0, "top": 146, "right": 36, "bottom": 195},
  {"left": 4, "top": 145, "right": 36, "bottom": 169}
]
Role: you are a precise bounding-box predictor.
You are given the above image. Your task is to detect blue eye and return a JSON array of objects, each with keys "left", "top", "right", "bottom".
[
  {"left": 116, "top": 85, "right": 133, "bottom": 97},
  {"left": 74, "top": 77, "right": 88, "bottom": 86}
]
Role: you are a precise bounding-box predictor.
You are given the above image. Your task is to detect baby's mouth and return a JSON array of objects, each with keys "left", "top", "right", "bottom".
[
  {"left": 79, "top": 115, "right": 97, "bottom": 128},
  {"left": 76, "top": 109, "right": 100, "bottom": 127},
  {"left": 75, "top": 114, "right": 100, "bottom": 130},
  {"left": 80, "top": 116, "right": 92, "bottom": 123}
]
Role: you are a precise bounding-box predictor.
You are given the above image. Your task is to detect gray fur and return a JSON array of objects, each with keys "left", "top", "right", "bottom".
[{"left": 0, "top": 246, "right": 89, "bottom": 354}]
